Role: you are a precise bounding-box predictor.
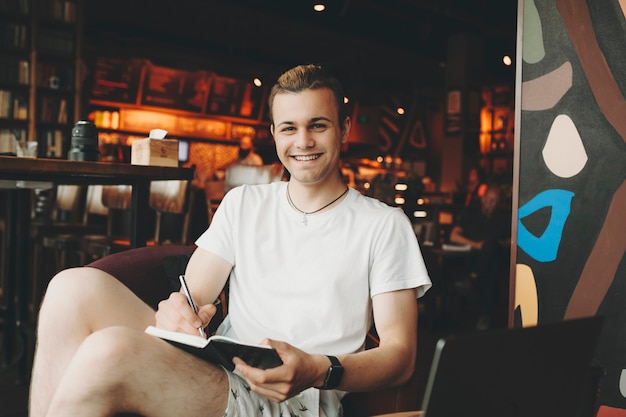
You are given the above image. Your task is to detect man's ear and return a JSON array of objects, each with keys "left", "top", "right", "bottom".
[
  {"left": 270, "top": 124, "right": 275, "bottom": 138},
  {"left": 341, "top": 117, "right": 351, "bottom": 143}
]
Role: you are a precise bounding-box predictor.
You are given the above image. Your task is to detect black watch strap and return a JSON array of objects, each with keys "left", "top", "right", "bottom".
[{"left": 319, "top": 355, "right": 344, "bottom": 390}]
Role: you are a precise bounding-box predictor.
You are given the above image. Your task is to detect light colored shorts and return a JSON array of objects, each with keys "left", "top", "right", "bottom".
[
  {"left": 217, "top": 316, "right": 343, "bottom": 417},
  {"left": 223, "top": 368, "right": 341, "bottom": 417}
]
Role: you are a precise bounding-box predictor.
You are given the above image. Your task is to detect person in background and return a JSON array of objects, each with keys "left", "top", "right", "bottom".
[
  {"left": 29, "top": 64, "right": 431, "bottom": 417},
  {"left": 449, "top": 185, "right": 510, "bottom": 329},
  {"left": 459, "top": 165, "right": 488, "bottom": 208},
  {"left": 213, "top": 135, "right": 264, "bottom": 179},
  {"left": 233, "top": 135, "right": 263, "bottom": 166},
  {"left": 210, "top": 134, "right": 267, "bottom": 201}
]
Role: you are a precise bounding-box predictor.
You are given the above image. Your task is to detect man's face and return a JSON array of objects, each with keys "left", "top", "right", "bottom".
[
  {"left": 481, "top": 189, "right": 500, "bottom": 215},
  {"left": 270, "top": 88, "right": 350, "bottom": 186},
  {"left": 468, "top": 168, "right": 479, "bottom": 185},
  {"left": 240, "top": 136, "right": 253, "bottom": 151},
  {"left": 238, "top": 136, "right": 253, "bottom": 159}
]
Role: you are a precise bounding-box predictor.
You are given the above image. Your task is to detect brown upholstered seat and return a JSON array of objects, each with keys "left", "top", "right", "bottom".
[{"left": 87, "top": 244, "right": 421, "bottom": 417}]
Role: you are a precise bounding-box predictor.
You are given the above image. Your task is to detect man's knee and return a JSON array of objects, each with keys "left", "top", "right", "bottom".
[
  {"left": 38, "top": 268, "right": 88, "bottom": 322},
  {"left": 38, "top": 269, "right": 131, "bottom": 352},
  {"left": 41, "top": 267, "right": 116, "bottom": 312},
  {"left": 72, "top": 326, "right": 143, "bottom": 383},
  {"left": 46, "top": 266, "right": 95, "bottom": 295}
]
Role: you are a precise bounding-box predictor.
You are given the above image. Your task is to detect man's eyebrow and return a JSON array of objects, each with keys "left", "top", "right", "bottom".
[
  {"left": 310, "top": 116, "right": 333, "bottom": 123},
  {"left": 275, "top": 120, "right": 295, "bottom": 128},
  {"left": 276, "top": 117, "right": 332, "bottom": 127}
]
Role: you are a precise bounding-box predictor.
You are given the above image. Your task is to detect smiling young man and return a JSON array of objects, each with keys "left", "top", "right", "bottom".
[{"left": 30, "top": 64, "right": 431, "bottom": 417}]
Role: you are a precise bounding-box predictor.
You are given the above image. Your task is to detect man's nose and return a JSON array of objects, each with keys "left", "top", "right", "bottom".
[{"left": 294, "top": 131, "right": 314, "bottom": 149}]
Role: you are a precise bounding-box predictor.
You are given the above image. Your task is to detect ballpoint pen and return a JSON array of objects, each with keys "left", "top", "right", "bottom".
[{"left": 178, "top": 274, "right": 207, "bottom": 338}]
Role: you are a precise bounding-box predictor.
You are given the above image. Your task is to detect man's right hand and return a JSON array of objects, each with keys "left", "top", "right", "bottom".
[{"left": 154, "top": 292, "right": 217, "bottom": 336}]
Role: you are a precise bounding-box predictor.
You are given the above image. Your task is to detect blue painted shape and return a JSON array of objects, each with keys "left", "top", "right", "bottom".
[{"left": 518, "top": 189, "right": 575, "bottom": 262}]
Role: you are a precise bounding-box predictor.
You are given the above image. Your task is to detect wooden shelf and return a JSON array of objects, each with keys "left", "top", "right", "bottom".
[
  {"left": 0, "top": 0, "right": 83, "bottom": 158},
  {"left": 87, "top": 57, "right": 270, "bottom": 146}
]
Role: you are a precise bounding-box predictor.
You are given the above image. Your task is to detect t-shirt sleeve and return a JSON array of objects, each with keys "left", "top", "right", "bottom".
[{"left": 369, "top": 208, "right": 432, "bottom": 298}]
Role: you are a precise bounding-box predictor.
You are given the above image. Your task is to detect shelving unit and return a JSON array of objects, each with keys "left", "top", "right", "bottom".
[
  {"left": 479, "top": 85, "right": 515, "bottom": 176},
  {"left": 86, "top": 57, "right": 270, "bottom": 162},
  {"left": 0, "top": 0, "right": 31, "bottom": 153},
  {"left": 0, "top": 0, "right": 82, "bottom": 158}
]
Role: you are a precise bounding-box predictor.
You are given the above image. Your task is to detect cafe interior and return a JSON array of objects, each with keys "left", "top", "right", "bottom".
[{"left": 4, "top": 0, "right": 602, "bottom": 416}]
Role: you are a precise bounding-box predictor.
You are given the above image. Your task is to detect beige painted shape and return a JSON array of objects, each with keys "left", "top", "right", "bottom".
[
  {"left": 542, "top": 114, "right": 588, "bottom": 178},
  {"left": 515, "top": 264, "right": 539, "bottom": 327}
]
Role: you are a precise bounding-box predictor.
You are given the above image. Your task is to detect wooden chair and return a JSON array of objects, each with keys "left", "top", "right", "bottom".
[
  {"left": 83, "top": 180, "right": 193, "bottom": 260},
  {"left": 87, "top": 244, "right": 421, "bottom": 417},
  {"left": 148, "top": 180, "right": 191, "bottom": 245},
  {"left": 31, "top": 185, "right": 109, "bottom": 309}
]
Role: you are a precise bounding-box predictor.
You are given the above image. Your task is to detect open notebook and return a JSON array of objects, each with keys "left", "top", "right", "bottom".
[{"left": 420, "top": 316, "right": 604, "bottom": 417}]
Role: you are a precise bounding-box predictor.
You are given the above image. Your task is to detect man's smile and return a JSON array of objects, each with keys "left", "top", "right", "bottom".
[{"left": 293, "top": 154, "right": 321, "bottom": 161}]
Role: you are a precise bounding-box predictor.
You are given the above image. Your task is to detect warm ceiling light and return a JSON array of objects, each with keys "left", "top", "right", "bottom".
[
  {"left": 313, "top": 4, "right": 326, "bottom": 12},
  {"left": 253, "top": 77, "right": 262, "bottom": 87},
  {"left": 396, "top": 107, "right": 405, "bottom": 115},
  {"left": 343, "top": 96, "right": 349, "bottom": 104},
  {"left": 503, "top": 55, "right": 512, "bottom": 66}
]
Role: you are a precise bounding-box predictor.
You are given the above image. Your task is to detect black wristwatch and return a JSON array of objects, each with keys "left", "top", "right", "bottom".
[{"left": 319, "top": 355, "right": 344, "bottom": 390}]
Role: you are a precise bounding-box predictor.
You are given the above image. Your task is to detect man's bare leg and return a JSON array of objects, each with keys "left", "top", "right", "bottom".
[
  {"left": 29, "top": 267, "right": 156, "bottom": 416},
  {"left": 44, "top": 326, "right": 229, "bottom": 417},
  {"left": 29, "top": 267, "right": 227, "bottom": 417}
]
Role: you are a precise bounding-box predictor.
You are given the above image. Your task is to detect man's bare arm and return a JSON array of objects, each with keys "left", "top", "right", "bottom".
[
  {"left": 232, "top": 288, "right": 419, "bottom": 402},
  {"left": 336, "top": 288, "right": 418, "bottom": 391},
  {"left": 184, "top": 247, "right": 232, "bottom": 305},
  {"left": 154, "top": 247, "right": 232, "bottom": 334},
  {"left": 450, "top": 225, "right": 483, "bottom": 250}
]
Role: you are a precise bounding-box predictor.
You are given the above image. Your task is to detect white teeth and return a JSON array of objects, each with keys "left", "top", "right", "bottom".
[{"left": 294, "top": 155, "right": 319, "bottom": 161}]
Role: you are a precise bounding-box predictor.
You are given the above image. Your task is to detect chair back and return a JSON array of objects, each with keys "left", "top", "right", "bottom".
[
  {"left": 52, "top": 185, "right": 82, "bottom": 221},
  {"left": 84, "top": 185, "right": 109, "bottom": 218},
  {"left": 149, "top": 180, "right": 189, "bottom": 214},
  {"left": 149, "top": 180, "right": 192, "bottom": 244},
  {"left": 224, "top": 164, "right": 284, "bottom": 193},
  {"left": 101, "top": 185, "right": 133, "bottom": 210},
  {"left": 100, "top": 181, "right": 193, "bottom": 245}
]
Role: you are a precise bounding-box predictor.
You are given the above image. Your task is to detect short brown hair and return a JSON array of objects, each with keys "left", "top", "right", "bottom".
[{"left": 267, "top": 64, "right": 347, "bottom": 124}]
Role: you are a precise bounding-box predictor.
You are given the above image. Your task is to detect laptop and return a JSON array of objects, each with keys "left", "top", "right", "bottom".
[{"left": 420, "top": 316, "right": 604, "bottom": 417}]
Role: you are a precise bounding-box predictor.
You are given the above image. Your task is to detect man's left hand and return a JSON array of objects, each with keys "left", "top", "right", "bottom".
[{"left": 232, "top": 339, "right": 328, "bottom": 402}]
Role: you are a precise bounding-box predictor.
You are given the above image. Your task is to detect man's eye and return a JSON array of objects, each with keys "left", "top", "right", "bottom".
[
  {"left": 311, "top": 124, "right": 327, "bottom": 130},
  {"left": 280, "top": 126, "right": 296, "bottom": 133}
]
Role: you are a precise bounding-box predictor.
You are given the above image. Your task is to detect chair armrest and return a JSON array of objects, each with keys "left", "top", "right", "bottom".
[{"left": 86, "top": 244, "right": 195, "bottom": 310}]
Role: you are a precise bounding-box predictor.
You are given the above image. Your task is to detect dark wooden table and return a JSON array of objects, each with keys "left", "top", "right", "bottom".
[
  {"left": 421, "top": 246, "right": 474, "bottom": 330},
  {"left": 0, "top": 156, "right": 195, "bottom": 380}
]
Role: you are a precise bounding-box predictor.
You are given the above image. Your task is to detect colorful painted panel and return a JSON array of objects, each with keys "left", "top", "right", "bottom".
[{"left": 516, "top": 0, "right": 626, "bottom": 409}]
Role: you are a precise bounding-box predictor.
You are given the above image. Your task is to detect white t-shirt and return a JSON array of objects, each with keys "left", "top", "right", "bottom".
[{"left": 196, "top": 182, "right": 431, "bottom": 355}]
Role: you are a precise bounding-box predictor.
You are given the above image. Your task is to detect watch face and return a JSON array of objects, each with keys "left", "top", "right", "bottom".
[
  {"left": 320, "top": 356, "right": 344, "bottom": 389},
  {"left": 326, "top": 363, "right": 344, "bottom": 389}
]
